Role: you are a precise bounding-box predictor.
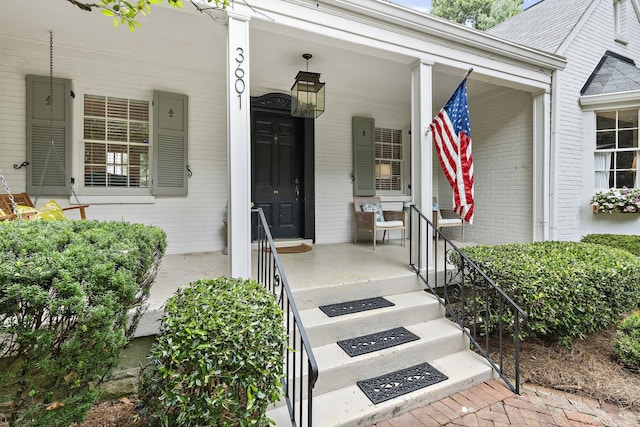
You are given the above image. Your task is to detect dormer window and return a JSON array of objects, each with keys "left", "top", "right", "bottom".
[{"left": 614, "top": 0, "right": 628, "bottom": 45}]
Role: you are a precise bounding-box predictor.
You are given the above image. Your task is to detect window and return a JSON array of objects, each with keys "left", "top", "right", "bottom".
[
  {"left": 595, "top": 109, "right": 638, "bottom": 189},
  {"left": 83, "top": 95, "right": 150, "bottom": 188},
  {"left": 614, "top": 0, "right": 628, "bottom": 44},
  {"left": 375, "top": 127, "right": 403, "bottom": 191}
]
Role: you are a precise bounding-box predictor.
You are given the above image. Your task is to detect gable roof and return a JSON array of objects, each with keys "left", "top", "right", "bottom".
[
  {"left": 581, "top": 51, "right": 640, "bottom": 95},
  {"left": 487, "top": 0, "right": 595, "bottom": 54}
]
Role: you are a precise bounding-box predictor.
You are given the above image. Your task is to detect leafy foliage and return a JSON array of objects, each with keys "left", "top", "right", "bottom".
[
  {"left": 459, "top": 241, "right": 640, "bottom": 346},
  {"left": 65, "top": 0, "right": 229, "bottom": 31},
  {"left": 581, "top": 233, "right": 640, "bottom": 257},
  {"left": 431, "top": 0, "right": 522, "bottom": 30},
  {"left": 0, "top": 220, "right": 166, "bottom": 426},
  {"left": 614, "top": 311, "right": 640, "bottom": 369},
  {"left": 140, "top": 277, "right": 287, "bottom": 427}
]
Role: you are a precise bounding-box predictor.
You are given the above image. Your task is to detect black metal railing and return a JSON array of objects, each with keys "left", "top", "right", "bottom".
[
  {"left": 252, "top": 208, "right": 318, "bottom": 426},
  {"left": 408, "top": 205, "right": 527, "bottom": 394}
]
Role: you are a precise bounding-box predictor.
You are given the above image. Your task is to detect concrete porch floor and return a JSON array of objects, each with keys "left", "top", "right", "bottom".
[{"left": 148, "top": 237, "right": 472, "bottom": 312}]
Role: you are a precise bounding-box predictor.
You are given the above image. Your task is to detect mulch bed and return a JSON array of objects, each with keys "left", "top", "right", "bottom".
[{"left": 500, "top": 326, "right": 640, "bottom": 411}]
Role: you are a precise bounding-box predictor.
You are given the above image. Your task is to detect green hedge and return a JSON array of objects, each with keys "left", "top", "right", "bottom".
[
  {"left": 140, "top": 277, "right": 287, "bottom": 427},
  {"left": 460, "top": 241, "right": 640, "bottom": 345},
  {"left": 0, "top": 220, "right": 166, "bottom": 427},
  {"left": 615, "top": 311, "right": 640, "bottom": 369},
  {"left": 581, "top": 233, "right": 640, "bottom": 257}
]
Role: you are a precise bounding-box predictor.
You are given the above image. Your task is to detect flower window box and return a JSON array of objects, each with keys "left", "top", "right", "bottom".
[{"left": 591, "top": 188, "right": 640, "bottom": 213}]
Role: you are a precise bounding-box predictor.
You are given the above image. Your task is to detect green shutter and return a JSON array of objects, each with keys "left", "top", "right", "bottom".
[
  {"left": 353, "top": 116, "right": 375, "bottom": 196},
  {"left": 152, "top": 91, "right": 188, "bottom": 196},
  {"left": 26, "top": 75, "right": 72, "bottom": 196}
]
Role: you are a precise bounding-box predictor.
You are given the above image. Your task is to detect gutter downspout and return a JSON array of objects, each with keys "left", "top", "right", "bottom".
[{"left": 549, "top": 69, "right": 560, "bottom": 241}]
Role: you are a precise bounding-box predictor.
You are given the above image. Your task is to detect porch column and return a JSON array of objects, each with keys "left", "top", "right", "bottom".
[
  {"left": 532, "top": 90, "right": 551, "bottom": 241},
  {"left": 410, "top": 60, "right": 433, "bottom": 270},
  {"left": 226, "top": 11, "right": 251, "bottom": 278}
]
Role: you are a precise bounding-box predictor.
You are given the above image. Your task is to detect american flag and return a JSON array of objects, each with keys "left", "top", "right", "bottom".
[{"left": 429, "top": 79, "right": 475, "bottom": 224}]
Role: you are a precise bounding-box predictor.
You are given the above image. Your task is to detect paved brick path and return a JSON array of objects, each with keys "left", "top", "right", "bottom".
[{"left": 374, "top": 380, "right": 640, "bottom": 426}]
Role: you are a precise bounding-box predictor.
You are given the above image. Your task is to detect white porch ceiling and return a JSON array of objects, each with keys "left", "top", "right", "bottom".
[{"left": 0, "top": 0, "right": 506, "bottom": 110}]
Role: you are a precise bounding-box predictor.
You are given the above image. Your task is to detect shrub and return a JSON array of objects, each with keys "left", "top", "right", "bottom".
[
  {"left": 0, "top": 220, "right": 166, "bottom": 427},
  {"left": 459, "top": 241, "right": 640, "bottom": 345},
  {"left": 140, "top": 277, "right": 287, "bottom": 427},
  {"left": 581, "top": 233, "right": 640, "bottom": 258},
  {"left": 614, "top": 311, "right": 640, "bottom": 370}
]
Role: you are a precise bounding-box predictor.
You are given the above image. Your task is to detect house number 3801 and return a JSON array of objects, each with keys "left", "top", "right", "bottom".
[{"left": 235, "top": 47, "right": 245, "bottom": 109}]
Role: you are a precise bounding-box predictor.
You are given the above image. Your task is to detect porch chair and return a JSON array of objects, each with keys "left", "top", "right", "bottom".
[
  {"left": 0, "top": 193, "right": 88, "bottom": 221},
  {"left": 353, "top": 196, "right": 405, "bottom": 250},
  {"left": 432, "top": 197, "right": 464, "bottom": 241}
]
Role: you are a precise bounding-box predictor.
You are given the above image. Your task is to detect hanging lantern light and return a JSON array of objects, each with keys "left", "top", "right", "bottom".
[{"left": 291, "top": 54, "right": 325, "bottom": 118}]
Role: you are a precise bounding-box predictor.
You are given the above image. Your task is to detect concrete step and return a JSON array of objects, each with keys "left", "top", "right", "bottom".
[
  {"left": 300, "top": 290, "right": 444, "bottom": 348},
  {"left": 313, "top": 317, "right": 470, "bottom": 395},
  {"left": 267, "top": 350, "right": 494, "bottom": 427},
  {"left": 292, "top": 274, "right": 423, "bottom": 310}
]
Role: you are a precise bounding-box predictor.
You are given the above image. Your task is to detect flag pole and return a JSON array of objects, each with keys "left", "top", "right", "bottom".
[{"left": 425, "top": 68, "right": 474, "bottom": 136}]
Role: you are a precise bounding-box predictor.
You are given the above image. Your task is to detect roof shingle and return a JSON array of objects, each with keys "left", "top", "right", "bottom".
[{"left": 487, "top": 0, "right": 593, "bottom": 53}]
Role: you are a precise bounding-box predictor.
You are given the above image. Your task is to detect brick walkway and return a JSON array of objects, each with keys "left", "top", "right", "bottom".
[{"left": 374, "top": 380, "right": 640, "bottom": 426}]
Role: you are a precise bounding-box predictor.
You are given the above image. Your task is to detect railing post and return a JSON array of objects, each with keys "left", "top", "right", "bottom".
[
  {"left": 251, "top": 208, "right": 319, "bottom": 426},
  {"left": 408, "top": 204, "right": 527, "bottom": 396}
]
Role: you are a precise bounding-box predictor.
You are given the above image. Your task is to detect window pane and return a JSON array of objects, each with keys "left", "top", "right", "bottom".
[
  {"left": 596, "top": 132, "right": 615, "bottom": 149},
  {"left": 84, "top": 118, "right": 105, "bottom": 140},
  {"left": 130, "top": 100, "right": 149, "bottom": 121},
  {"left": 618, "top": 109, "right": 638, "bottom": 129},
  {"left": 619, "top": 130, "right": 637, "bottom": 149},
  {"left": 85, "top": 164, "right": 106, "bottom": 187},
  {"left": 392, "top": 144, "right": 402, "bottom": 160},
  {"left": 617, "top": 151, "right": 635, "bottom": 169},
  {"left": 85, "top": 142, "right": 106, "bottom": 165},
  {"left": 616, "top": 170, "right": 635, "bottom": 188},
  {"left": 84, "top": 95, "right": 105, "bottom": 117},
  {"left": 130, "top": 122, "right": 149, "bottom": 143},
  {"left": 596, "top": 111, "right": 616, "bottom": 130},
  {"left": 130, "top": 145, "right": 149, "bottom": 188},
  {"left": 107, "top": 120, "right": 127, "bottom": 142},
  {"left": 108, "top": 97, "right": 128, "bottom": 119}
]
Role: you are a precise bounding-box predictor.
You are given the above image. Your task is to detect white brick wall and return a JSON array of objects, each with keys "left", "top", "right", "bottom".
[
  {"left": 313, "top": 90, "right": 411, "bottom": 244},
  {"left": 554, "top": 0, "right": 640, "bottom": 240},
  {"left": 1, "top": 35, "right": 229, "bottom": 255},
  {"left": 436, "top": 88, "right": 534, "bottom": 244}
]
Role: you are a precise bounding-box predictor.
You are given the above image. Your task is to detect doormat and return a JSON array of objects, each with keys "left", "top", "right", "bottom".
[
  {"left": 263, "top": 244, "right": 312, "bottom": 254},
  {"left": 357, "top": 362, "right": 448, "bottom": 404},
  {"left": 337, "top": 327, "right": 420, "bottom": 357},
  {"left": 319, "top": 297, "right": 394, "bottom": 318}
]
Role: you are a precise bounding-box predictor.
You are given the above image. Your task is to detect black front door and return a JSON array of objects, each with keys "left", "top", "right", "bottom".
[{"left": 252, "top": 111, "right": 304, "bottom": 239}]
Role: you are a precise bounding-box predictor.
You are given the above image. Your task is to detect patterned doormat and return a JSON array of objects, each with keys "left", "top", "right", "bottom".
[
  {"left": 338, "top": 327, "right": 420, "bottom": 357},
  {"left": 357, "top": 362, "right": 448, "bottom": 404},
  {"left": 319, "top": 297, "right": 394, "bottom": 317},
  {"left": 263, "top": 244, "right": 312, "bottom": 254}
]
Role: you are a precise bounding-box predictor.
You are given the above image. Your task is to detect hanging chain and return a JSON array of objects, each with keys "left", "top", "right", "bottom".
[
  {"left": 34, "top": 31, "right": 55, "bottom": 206},
  {"left": 33, "top": 30, "right": 82, "bottom": 207},
  {"left": 0, "top": 167, "right": 19, "bottom": 218}
]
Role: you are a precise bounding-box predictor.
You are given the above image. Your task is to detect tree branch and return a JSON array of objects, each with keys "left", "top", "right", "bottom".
[{"left": 65, "top": 0, "right": 101, "bottom": 12}]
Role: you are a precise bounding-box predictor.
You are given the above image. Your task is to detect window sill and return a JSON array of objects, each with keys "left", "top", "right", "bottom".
[{"left": 71, "top": 195, "right": 156, "bottom": 205}]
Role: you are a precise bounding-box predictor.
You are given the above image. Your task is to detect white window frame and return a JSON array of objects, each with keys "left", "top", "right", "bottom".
[
  {"left": 78, "top": 90, "right": 153, "bottom": 197},
  {"left": 374, "top": 126, "right": 404, "bottom": 194},
  {"left": 614, "top": 0, "right": 629, "bottom": 44},
  {"left": 594, "top": 108, "right": 639, "bottom": 189}
]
